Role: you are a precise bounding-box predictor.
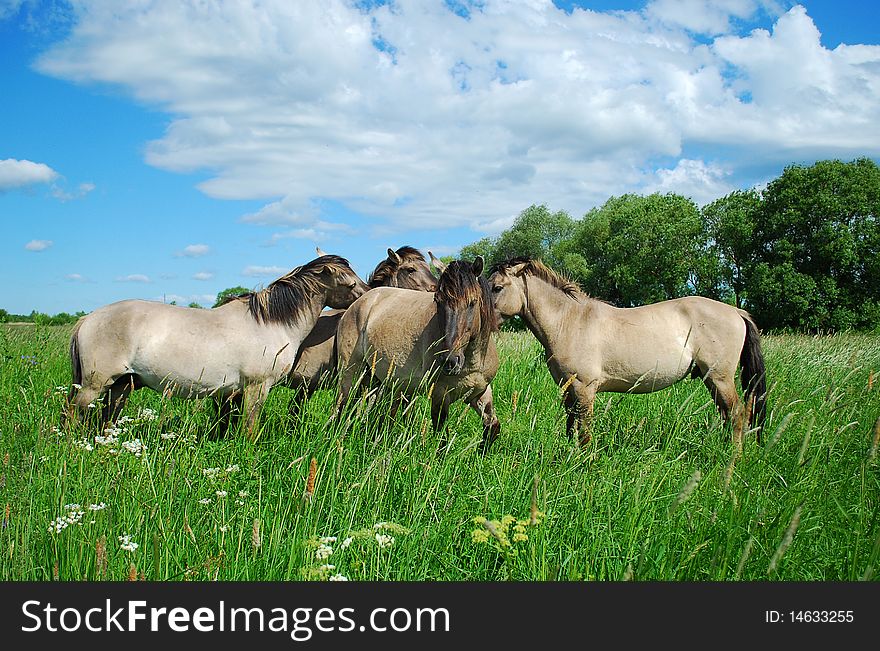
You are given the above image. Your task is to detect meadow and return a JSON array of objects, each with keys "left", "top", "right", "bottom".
[{"left": 0, "top": 323, "right": 878, "bottom": 581}]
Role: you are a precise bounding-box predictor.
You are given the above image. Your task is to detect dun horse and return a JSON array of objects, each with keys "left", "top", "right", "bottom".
[
  {"left": 287, "top": 246, "right": 439, "bottom": 415},
  {"left": 488, "top": 258, "right": 766, "bottom": 447},
  {"left": 334, "top": 257, "right": 501, "bottom": 451},
  {"left": 66, "top": 255, "right": 368, "bottom": 440}
]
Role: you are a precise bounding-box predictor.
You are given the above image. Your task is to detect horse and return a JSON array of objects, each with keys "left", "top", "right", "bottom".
[
  {"left": 286, "top": 246, "right": 439, "bottom": 416},
  {"left": 66, "top": 254, "right": 369, "bottom": 441},
  {"left": 334, "top": 256, "right": 501, "bottom": 452},
  {"left": 487, "top": 257, "right": 767, "bottom": 447}
]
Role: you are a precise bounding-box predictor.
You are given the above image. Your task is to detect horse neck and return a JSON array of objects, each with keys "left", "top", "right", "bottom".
[
  {"left": 520, "top": 275, "right": 587, "bottom": 351},
  {"left": 285, "top": 291, "right": 328, "bottom": 337}
]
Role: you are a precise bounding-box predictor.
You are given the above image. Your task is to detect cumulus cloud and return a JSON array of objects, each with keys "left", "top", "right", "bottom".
[
  {"left": 643, "top": 159, "right": 734, "bottom": 205},
  {"left": 51, "top": 181, "right": 96, "bottom": 201},
  {"left": 242, "top": 265, "right": 287, "bottom": 278},
  {"left": 65, "top": 273, "right": 88, "bottom": 282},
  {"left": 175, "top": 243, "right": 210, "bottom": 257},
  {"left": 1, "top": 159, "right": 58, "bottom": 191},
  {"left": 32, "top": 1, "right": 880, "bottom": 235},
  {"left": 24, "top": 239, "right": 53, "bottom": 251},
  {"left": 192, "top": 271, "right": 214, "bottom": 281},
  {"left": 116, "top": 274, "right": 151, "bottom": 283}
]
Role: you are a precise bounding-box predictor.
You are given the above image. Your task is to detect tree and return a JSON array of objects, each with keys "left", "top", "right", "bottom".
[
  {"left": 566, "top": 193, "right": 703, "bottom": 306},
  {"left": 701, "top": 189, "right": 761, "bottom": 308},
  {"left": 213, "top": 286, "right": 251, "bottom": 308},
  {"left": 492, "top": 204, "right": 575, "bottom": 268},
  {"left": 748, "top": 158, "right": 880, "bottom": 330},
  {"left": 458, "top": 237, "right": 495, "bottom": 265}
]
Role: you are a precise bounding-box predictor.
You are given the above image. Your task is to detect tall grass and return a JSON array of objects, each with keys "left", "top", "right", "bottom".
[{"left": 0, "top": 324, "right": 878, "bottom": 580}]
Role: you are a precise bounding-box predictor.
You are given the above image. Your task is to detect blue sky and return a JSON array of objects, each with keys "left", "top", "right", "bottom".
[{"left": 2, "top": 0, "right": 879, "bottom": 315}]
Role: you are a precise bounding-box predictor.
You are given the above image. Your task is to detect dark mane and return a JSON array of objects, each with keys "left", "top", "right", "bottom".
[
  {"left": 224, "top": 255, "right": 352, "bottom": 327},
  {"left": 489, "top": 257, "right": 583, "bottom": 301},
  {"left": 367, "top": 245, "right": 427, "bottom": 288},
  {"left": 435, "top": 260, "right": 498, "bottom": 334}
]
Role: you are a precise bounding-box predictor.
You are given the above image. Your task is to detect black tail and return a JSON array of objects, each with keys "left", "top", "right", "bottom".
[
  {"left": 739, "top": 314, "right": 767, "bottom": 435},
  {"left": 68, "top": 320, "right": 84, "bottom": 397},
  {"left": 62, "top": 320, "right": 85, "bottom": 427}
]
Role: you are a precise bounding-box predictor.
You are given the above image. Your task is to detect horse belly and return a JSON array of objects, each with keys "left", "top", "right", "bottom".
[
  {"left": 135, "top": 360, "right": 243, "bottom": 399},
  {"left": 600, "top": 346, "right": 693, "bottom": 394}
]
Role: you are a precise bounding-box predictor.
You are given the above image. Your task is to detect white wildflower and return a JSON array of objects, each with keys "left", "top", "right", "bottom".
[
  {"left": 315, "top": 543, "right": 333, "bottom": 560},
  {"left": 375, "top": 533, "right": 394, "bottom": 549},
  {"left": 202, "top": 467, "right": 222, "bottom": 479},
  {"left": 198, "top": 498, "right": 212, "bottom": 505},
  {"left": 139, "top": 407, "right": 158, "bottom": 421},
  {"left": 118, "top": 534, "right": 139, "bottom": 552},
  {"left": 328, "top": 574, "right": 349, "bottom": 581},
  {"left": 121, "top": 439, "right": 145, "bottom": 457},
  {"left": 319, "top": 536, "right": 337, "bottom": 544},
  {"left": 216, "top": 490, "right": 227, "bottom": 498},
  {"left": 88, "top": 502, "right": 107, "bottom": 511},
  {"left": 48, "top": 506, "right": 85, "bottom": 534},
  {"left": 226, "top": 464, "right": 239, "bottom": 473},
  {"left": 74, "top": 438, "right": 94, "bottom": 452},
  {"left": 219, "top": 525, "right": 229, "bottom": 533},
  {"left": 160, "top": 432, "right": 177, "bottom": 440},
  {"left": 238, "top": 490, "right": 248, "bottom": 498}
]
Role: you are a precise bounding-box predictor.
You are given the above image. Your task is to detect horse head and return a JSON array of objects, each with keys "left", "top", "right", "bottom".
[
  {"left": 368, "top": 246, "right": 438, "bottom": 292},
  {"left": 311, "top": 254, "right": 370, "bottom": 309},
  {"left": 434, "top": 256, "right": 496, "bottom": 375}
]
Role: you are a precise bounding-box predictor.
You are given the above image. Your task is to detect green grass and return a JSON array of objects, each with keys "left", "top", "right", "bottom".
[{"left": 1, "top": 323, "right": 878, "bottom": 581}]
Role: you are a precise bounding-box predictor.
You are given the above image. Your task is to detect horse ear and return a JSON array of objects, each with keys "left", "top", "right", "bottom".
[
  {"left": 387, "top": 248, "right": 402, "bottom": 265},
  {"left": 316, "top": 246, "right": 328, "bottom": 257},
  {"left": 428, "top": 251, "right": 447, "bottom": 274},
  {"left": 472, "top": 256, "right": 484, "bottom": 276}
]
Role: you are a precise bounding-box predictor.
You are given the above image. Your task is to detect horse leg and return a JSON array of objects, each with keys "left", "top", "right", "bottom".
[
  {"left": 566, "top": 379, "right": 596, "bottom": 447},
  {"left": 470, "top": 385, "right": 501, "bottom": 453},
  {"left": 102, "top": 374, "right": 136, "bottom": 424},
  {"left": 287, "top": 383, "right": 309, "bottom": 423},
  {"left": 702, "top": 372, "right": 744, "bottom": 448},
  {"left": 211, "top": 394, "right": 241, "bottom": 439},
  {"left": 242, "top": 381, "right": 271, "bottom": 442}
]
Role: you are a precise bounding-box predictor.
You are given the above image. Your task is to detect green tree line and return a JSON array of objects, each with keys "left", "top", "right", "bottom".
[
  {"left": 461, "top": 158, "right": 880, "bottom": 332},
  {"left": 0, "top": 309, "right": 85, "bottom": 326}
]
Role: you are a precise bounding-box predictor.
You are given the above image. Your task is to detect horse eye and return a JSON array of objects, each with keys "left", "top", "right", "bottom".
[{"left": 492, "top": 285, "right": 502, "bottom": 293}]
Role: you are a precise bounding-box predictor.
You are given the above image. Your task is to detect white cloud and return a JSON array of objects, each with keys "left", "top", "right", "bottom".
[
  {"left": 65, "top": 273, "right": 89, "bottom": 282},
  {"left": 175, "top": 243, "right": 210, "bottom": 257},
  {"left": 33, "top": 1, "right": 880, "bottom": 235},
  {"left": 25, "top": 239, "right": 53, "bottom": 251},
  {"left": 645, "top": 0, "right": 777, "bottom": 36},
  {"left": 192, "top": 271, "right": 214, "bottom": 281},
  {"left": 0, "top": 159, "right": 58, "bottom": 191},
  {"left": 116, "top": 274, "right": 151, "bottom": 283},
  {"left": 51, "top": 181, "right": 96, "bottom": 201},
  {"left": 643, "top": 158, "right": 734, "bottom": 206},
  {"left": 242, "top": 265, "right": 287, "bottom": 278}
]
